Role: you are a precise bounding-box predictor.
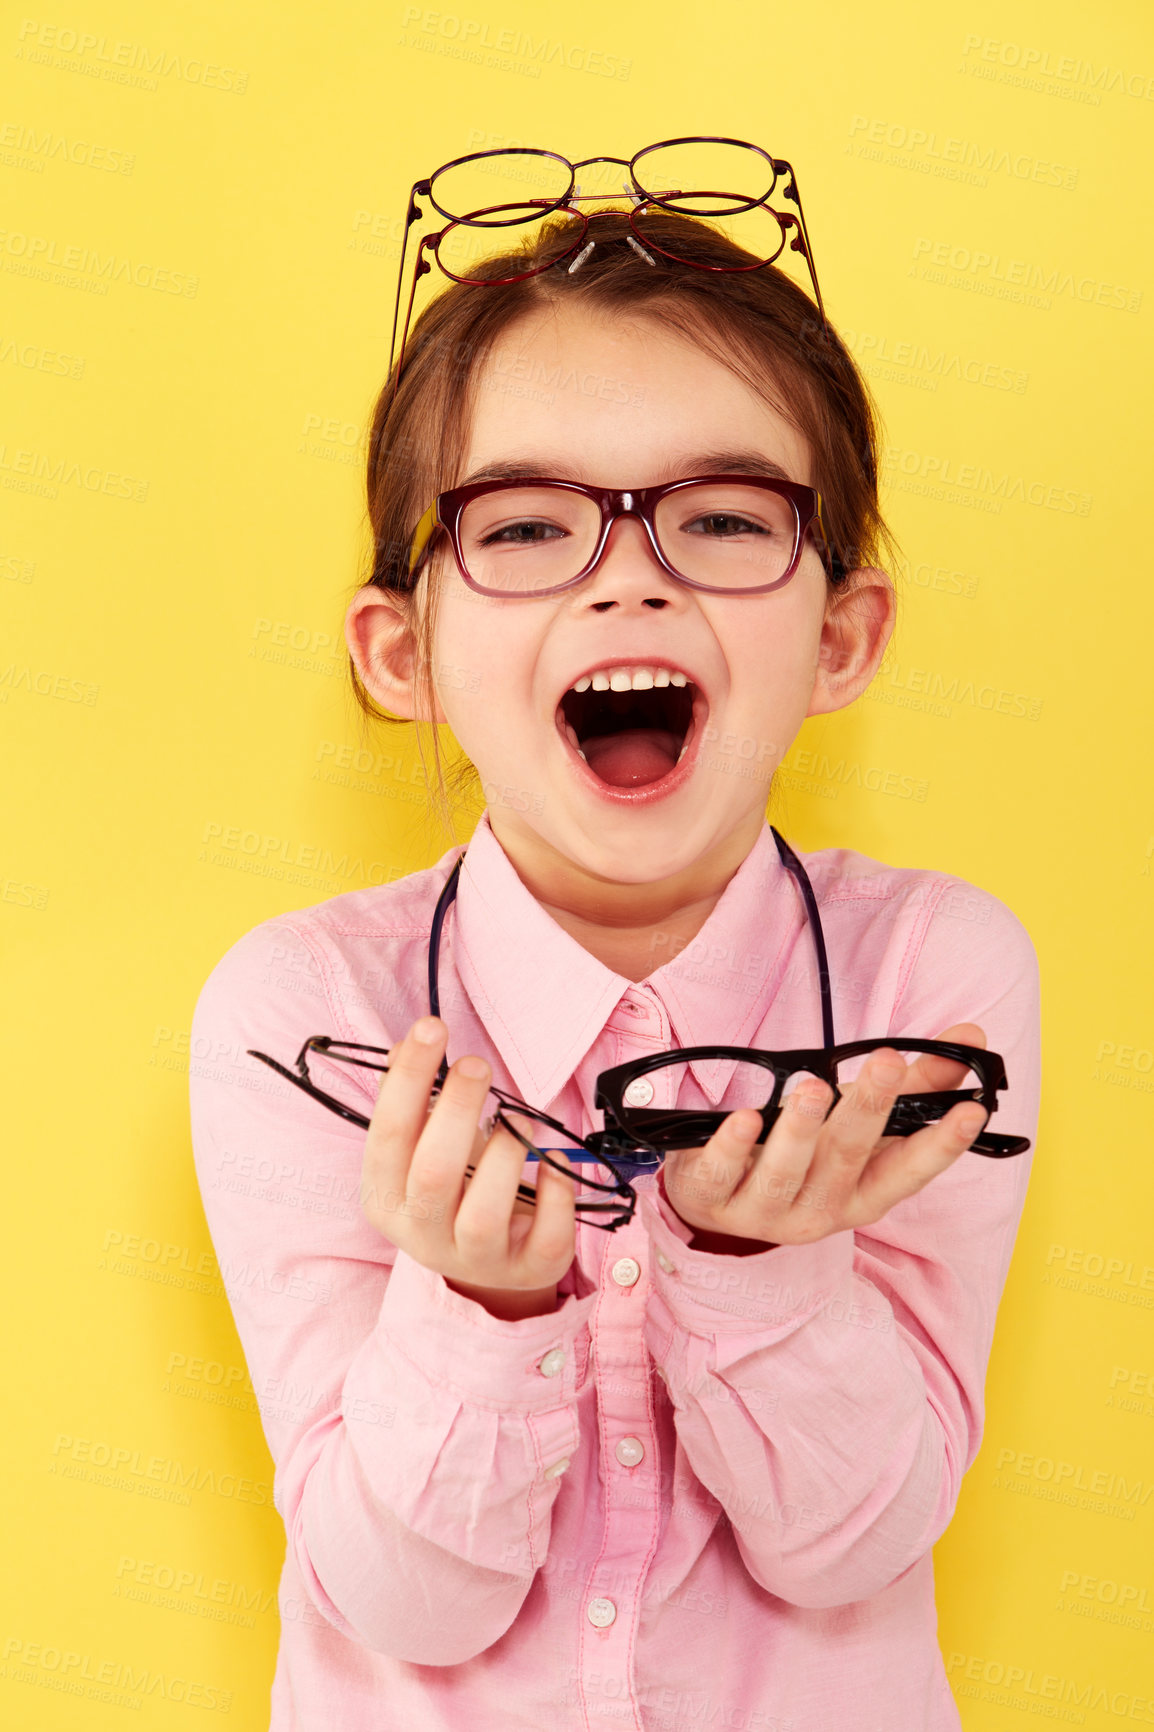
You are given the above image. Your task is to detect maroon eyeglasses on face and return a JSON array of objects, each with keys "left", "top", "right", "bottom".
[
  {"left": 386, "top": 136, "right": 828, "bottom": 383},
  {"left": 402, "top": 473, "right": 845, "bottom": 597}
]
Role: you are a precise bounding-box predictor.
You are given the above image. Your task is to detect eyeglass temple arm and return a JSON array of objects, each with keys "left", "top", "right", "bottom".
[
  {"left": 388, "top": 236, "right": 436, "bottom": 411},
  {"left": 810, "top": 496, "right": 845, "bottom": 583},
  {"left": 426, "top": 854, "right": 466, "bottom": 1082},
  {"left": 407, "top": 500, "right": 439, "bottom": 582},
  {"left": 423, "top": 829, "right": 837, "bottom": 1059},
  {"left": 769, "top": 827, "right": 835, "bottom": 1049},
  {"left": 389, "top": 180, "right": 431, "bottom": 373},
  {"left": 773, "top": 160, "right": 826, "bottom": 327},
  {"left": 247, "top": 1049, "right": 375, "bottom": 1130}
]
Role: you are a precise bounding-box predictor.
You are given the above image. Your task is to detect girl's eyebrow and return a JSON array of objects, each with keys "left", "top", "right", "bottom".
[
  {"left": 459, "top": 452, "right": 795, "bottom": 487},
  {"left": 459, "top": 460, "right": 558, "bottom": 486},
  {"left": 679, "top": 451, "right": 794, "bottom": 482}
]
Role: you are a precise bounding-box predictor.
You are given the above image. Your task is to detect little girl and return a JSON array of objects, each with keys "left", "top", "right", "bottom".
[{"left": 190, "top": 151, "right": 1040, "bottom": 1732}]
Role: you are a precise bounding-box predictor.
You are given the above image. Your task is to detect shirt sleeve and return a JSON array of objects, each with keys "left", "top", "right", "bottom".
[
  {"left": 638, "top": 875, "right": 1041, "bottom": 1609},
  {"left": 188, "top": 916, "right": 596, "bottom": 1664}
]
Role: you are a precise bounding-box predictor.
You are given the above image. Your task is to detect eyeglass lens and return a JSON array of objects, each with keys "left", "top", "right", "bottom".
[
  {"left": 455, "top": 482, "right": 801, "bottom": 596},
  {"left": 630, "top": 139, "right": 778, "bottom": 214},
  {"left": 429, "top": 151, "right": 574, "bottom": 222}
]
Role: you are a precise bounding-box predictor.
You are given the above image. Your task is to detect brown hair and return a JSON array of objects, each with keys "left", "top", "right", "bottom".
[{"left": 349, "top": 207, "right": 894, "bottom": 766}]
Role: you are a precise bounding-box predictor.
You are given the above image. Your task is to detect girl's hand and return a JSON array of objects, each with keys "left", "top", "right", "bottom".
[
  {"left": 360, "top": 1016, "right": 576, "bottom": 1317},
  {"left": 660, "top": 1024, "right": 992, "bottom": 1252}
]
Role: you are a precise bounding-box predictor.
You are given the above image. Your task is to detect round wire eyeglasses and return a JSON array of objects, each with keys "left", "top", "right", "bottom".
[{"left": 387, "top": 137, "right": 829, "bottom": 386}]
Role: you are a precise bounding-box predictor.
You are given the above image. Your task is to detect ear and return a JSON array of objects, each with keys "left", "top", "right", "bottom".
[
  {"left": 344, "top": 584, "right": 447, "bottom": 723},
  {"left": 806, "top": 566, "right": 895, "bottom": 718}
]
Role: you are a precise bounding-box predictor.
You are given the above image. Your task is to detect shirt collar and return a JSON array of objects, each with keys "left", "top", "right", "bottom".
[
  {"left": 450, "top": 813, "right": 812, "bottom": 1107},
  {"left": 653, "top": 823, "right": 812, "bottom": 1052},
  {"left": 452, "top": 816, "right": 629, "bottom": 1105}
]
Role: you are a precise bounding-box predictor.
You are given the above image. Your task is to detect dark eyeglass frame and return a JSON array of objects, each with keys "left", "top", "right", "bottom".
[
  {"left": 387, "top": 136, "right": 827, "bottom": 389},
  {"left": 249, "top": 1035, "right": 640, "bottom": 1231},
  {"left": 404, "top": 474, "right": 844, "bottom": 596},
  {"left": 246, "top": 828, "right": 1030, "bottom": 1237},
  {"left": 595, "top": 1040, "right": 1028, "bottom": 1159}
]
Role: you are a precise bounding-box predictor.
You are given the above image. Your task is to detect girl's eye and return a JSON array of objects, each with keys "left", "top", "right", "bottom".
[
  {"left": 682, "top": 512, "right": 773, "bottom": 539},
  {"left": 478, "top": 518, "right": 569, "bottom": 547}
]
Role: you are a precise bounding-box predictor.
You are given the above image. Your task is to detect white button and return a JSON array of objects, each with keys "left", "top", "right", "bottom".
[
  {"left": 615, "top": 1436, "right": 645, "bottom": 1467},
  {"left": 538, "top": 1348, "right": 566, "bottom": 1377},
  {"left": 623, "top": 1076, "right": 655, "bottom": 1106},
  {"left": 611, "top": 1256, "right": 641, "bottom": 1288},
  {"left": 655, "top": 1250, "right": 676, "bottom": 1274},
  {"left": 543, "top": 1456, "right": 571, "bottom": 1479},
  {"left": 587, "top": 1596, "right": 617, "bottom": 1628}
]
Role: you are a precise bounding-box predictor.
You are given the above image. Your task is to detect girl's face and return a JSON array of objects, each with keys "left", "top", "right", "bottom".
[{"left": 365, "top": 303, "right": 892, "bottom": 888}]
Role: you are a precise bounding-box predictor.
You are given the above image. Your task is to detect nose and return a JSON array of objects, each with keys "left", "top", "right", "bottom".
[{"left": 575, "top": 513, "right": 684, "bottom": 615}]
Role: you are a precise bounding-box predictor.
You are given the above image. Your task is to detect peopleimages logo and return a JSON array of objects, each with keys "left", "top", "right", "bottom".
[
  {"left": 947, "top": 1650, "right": 1154, "bottom": 1721},
  {"left": 15, "top": 19, "right": 249, "bottom": 92},
  {"left": 0, "top": 442, "right": 148, "bottom": 500},
  {"left": 0, "top": 228, "right": 198, "bottom": 296},
  {"left": 0, "top": 121, "right": 135, "bottom": 173},
  {"left": 884, "top": 445, "right": 1092, "bottom": 516},
  {"left": 960, "top": 34, "right": 1154, "bottom": 103},
  {"left": 912, "top": 238, "right": 1140, "bottom": 313},
  {"left": 848, "top": 115, "right": 1078, "bottom": 189},
  {"left": 839, "top": 327, "right": 1028, "bottom": 394},
  {"left": 397, "top": 8, "right": 632, "bottom": 79},
  {"left": 199, "top": 820, "right": 399, "bottom": 887}
]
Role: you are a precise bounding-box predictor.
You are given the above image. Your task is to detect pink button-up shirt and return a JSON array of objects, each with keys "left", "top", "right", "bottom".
[{"left": 189, "top": 814, "right": 1040, "bottom": 1732}]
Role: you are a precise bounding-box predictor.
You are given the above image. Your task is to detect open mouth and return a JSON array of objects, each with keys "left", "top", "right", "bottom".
[{"left": 558, "top": 665, "right": 700, "bottom": 790}]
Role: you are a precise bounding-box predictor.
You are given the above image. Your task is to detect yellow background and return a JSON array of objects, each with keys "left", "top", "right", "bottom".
[{"left": 3, "top": 0, "right": 1152, "bottom": 1725}]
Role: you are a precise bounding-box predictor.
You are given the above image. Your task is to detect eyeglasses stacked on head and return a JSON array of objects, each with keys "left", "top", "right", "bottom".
[
  {"left": 387, "top": 136, "right": 829, "bottom": 381},
  {"left": 248, "top": 832, "right": 1030, "bottom": 1236}
]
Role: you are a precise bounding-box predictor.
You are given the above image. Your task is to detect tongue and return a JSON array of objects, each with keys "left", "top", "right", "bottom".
[{"left": 581, "top": 728, "right": 682, "bottom": 788}]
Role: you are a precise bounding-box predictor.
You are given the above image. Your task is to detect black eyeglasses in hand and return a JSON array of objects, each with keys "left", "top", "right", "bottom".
[
  {"left": 246, "top": 829, "right": 1030, "bottom": 1235},
  {"left": 251, "top": 1033, "right": 641, "bottom": 1232}
]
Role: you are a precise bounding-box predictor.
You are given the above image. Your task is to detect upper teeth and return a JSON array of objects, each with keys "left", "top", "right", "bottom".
[{"left": 571, "top": 666, "right": 688, "bottom": 694}]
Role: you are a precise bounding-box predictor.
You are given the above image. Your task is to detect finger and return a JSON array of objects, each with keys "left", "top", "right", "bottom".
[
  {"left": 460, "top": 1114, "right": 522, "bottom": 1197},
  {"left": 503, "top": 1116, "right": 574, "bottom": 1220},
  {"left": 668, "top": 1109, "right": 763, "bottom": 1219},
  {"left": 363, "top": 1016, "right": 448, "bottom": 1202},
  {"left": 899, "top": 1022, "right": 987, "bottom": 1094},
  {"left": 732, "top": 1078, "right": 832, "bottom": 1215},
  {"left": 452, "top": 1113, "right": 543, "bottom": 1257},
  {"left": 406, "top": 1052, "right": 496, "bottom": 1216},
  {"left": 482, "top": 1109, "right": 553, "bottom": 1216},
  {"left": 516, "top": 1148, "right": 577, "bottom": 1274},
  {"left": 850, "top": 1100, "right": 989, "bottom": 1223},
  {"left": 809, "top": 1047, "right": 912, "bottom": 1203}
]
